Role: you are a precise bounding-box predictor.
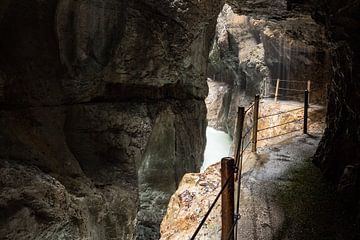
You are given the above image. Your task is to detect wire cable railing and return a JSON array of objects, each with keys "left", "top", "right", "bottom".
[
  {"left": 190, "top": 78, "right": 326, "bottom": 239},
  {"left": 190, "top": 174, "right": 233, "bottom": 240},
  {"left": 257, "top": 118, "right": 303, "bottom": 132},
  {"left": 245, "top": 102, "right": 255, "bottom": 113},
  {"left": 258, "top": 106, "right": 304, "bottom": 119},
  {"left": 257, "top": 127, "right": 303, "bottom": 142}
]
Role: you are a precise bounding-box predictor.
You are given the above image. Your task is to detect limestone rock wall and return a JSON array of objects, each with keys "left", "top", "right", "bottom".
[
  {"left": 310, "top": 0, "right": 360, "bottom": 206},
  {"left": 206, "top": 2, "right": 330, "bottom": 137},
  {"left": 0, "top": 0, "right": 224, "bottom": 239}
]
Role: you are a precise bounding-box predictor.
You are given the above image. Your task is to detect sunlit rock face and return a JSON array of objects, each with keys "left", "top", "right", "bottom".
[
  {"left": 160, "top": 98, "right": 325, "bottom": 240},
  {"left": 310, "top": 0, "right": 360, "bottom": 206},
  {"left": 207, "top": 4, "right": 270, "bottom": 136},
  {"left": 208, "top": 4, "right": 270, "bottom": 94},
  {"left": 207, "top": 2, "right": 330, "bottom": 137},
  {"left": 160, "top": 164, "right": 222, "bottom": 240},
  {"left": 0, "top": 0, "right": 224, "bottom": 239}
]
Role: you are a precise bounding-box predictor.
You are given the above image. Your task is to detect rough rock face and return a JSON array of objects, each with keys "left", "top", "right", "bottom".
[
  {"left": 207, "top": 4, "right": 269, "bottom": 135},
  {"left": 310, "top": 0, "right": 360, "bottom": 206},
  {"left": 160, "top": 164, "right": 223, "bottom": 240},
  {"left": 0, "top": 0, "right": 224, "bottom": 239},
  {"left": 206, "top": 3, "right": 330, "bottom": 137},
  {"left": 227, "top": 0, "right": 289, "bottom": 17},
  {"left": 209, "top": 5, "right": 270, "bottom": 95}
]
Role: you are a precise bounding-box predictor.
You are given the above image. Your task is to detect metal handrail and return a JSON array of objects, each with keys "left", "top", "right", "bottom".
[
  {"left": 242, "top": 126, "right": 253, "bottom": 139},
  {"left": 226, "top": 221, "right": 238, "bottom": 240},
  {"left": 245, "top": 102, "right": 255, "bottom": 113},
  {"left": 277, "top": 87, "right": 305, "bottom": 92},
  {"left": 257, "top": 118, "right": 303, "bottom": 132},
  {"left": 266, "top": 78, "right": 309, "bottom": 83},
  {"left": 258, "top": 107, "right": 303, "bottom": 119},
  {"left": 257, "top": 128, "right": 302, "bottom": 142},
  {"left": 191, "top": 88, "right": 317, "bottom": 240},
  {"left": 237, "top": 140, "right": 252, "bottom": 161}
]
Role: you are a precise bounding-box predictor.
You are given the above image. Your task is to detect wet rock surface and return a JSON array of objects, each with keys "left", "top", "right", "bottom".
[
  {"left": 0, "top": 0, "right": 359, "bottom": 238},
  {"left": 0, "top": 160, "right": 137, "bottom": 240},
  {"left": 310, "top": 0, "right": 360, "bottom": 208},
  {"left": 160, "top": 164, "right": 223, "bottom": 240},
  {"left": 206, "top": 3, "right": 330, "bottom": 136},
  {"left": 0, "top": 0, "right": 223, "bottom": 239},
  {"left": 161, "top": 131, "right": 360, "bottom": 239},
  {"left": 161, "top": 99, "right": 324, "bottom": 239}
]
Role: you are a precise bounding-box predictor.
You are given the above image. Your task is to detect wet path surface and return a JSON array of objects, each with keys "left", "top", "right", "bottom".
[
  {"left": 161, "top": 131, "right": 360, "bottom": 240},
  {"left": 237, "top": 133, "right": 360, "bottom": 240}
]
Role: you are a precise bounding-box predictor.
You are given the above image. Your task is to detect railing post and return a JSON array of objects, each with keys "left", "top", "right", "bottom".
[
  {"left": 221, "top": 157, "right": 235, "bottom": 240},
  {"left": 303, "top": 90, "right": 309, "bottom": 134},
  {"left": 234, "top": 107, "right": 245, "bottom": 175},
  {"left": 264, "top": 79, "right": 268, "bottom": 97},
  {"left": 307, "top": 80, "right": 311, "bottom": 104},
  {"left": 252, "top": 95, "right": 260, "bottom": 153},
  {"left": 275, "top": 78, "right": 280, "bottom": 102}
]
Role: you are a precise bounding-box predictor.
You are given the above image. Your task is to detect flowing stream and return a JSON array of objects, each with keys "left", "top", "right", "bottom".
[{"left": 201, "top": 127, "right": 233, "bottom": 172}]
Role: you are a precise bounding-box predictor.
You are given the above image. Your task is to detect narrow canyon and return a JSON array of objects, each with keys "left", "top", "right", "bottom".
[{"left": 0, "top": 0, "right": 359, "bottom": 240}]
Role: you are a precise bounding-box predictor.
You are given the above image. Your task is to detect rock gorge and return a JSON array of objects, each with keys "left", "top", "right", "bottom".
[
  {"left": 206, "top": 3, "right": 330, "bottom": 136},
  {"left": 0, "top": 0, "right": 359, "bottom": 239},
  {"left": 0, "top": 0, "right": 222, "bottom": 239}
]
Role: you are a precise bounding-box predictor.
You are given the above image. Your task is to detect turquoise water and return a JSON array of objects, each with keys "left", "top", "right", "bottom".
[{"left": 201, "top": 127, "right": 233, "bottom": 172}]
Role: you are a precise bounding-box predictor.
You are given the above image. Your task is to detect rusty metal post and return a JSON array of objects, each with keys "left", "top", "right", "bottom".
[
  {"left": 234, "top": 107, "right": 245, "bottom": 174},
  {"left": 275, "top": 78, "right": 280, "bottom": 102},
  {"left": 252, "top": 95, "right": 260, "bottom": 153},
  {"left": 307, "top": 80, "right": 311, "bottom": 104},
  {"left": 221, "top": 157, "right": 235, "bottom": 240},
  {"left": 264, "top": 79, "right": 268, "bottom": 97},
  {"left": 303, "top": 90, "right": 309, "bottom": 134}
]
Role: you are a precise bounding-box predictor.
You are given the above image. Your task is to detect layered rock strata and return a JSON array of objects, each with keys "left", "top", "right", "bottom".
[
  {"left": 310, "top": 0, "right": 360, "bottom": 206},
  {"left": 0, "top": 0, "right": 224, "bottom": 239},
  {"left": 206, "top": 3, "right": 330, "bottom": 137}
]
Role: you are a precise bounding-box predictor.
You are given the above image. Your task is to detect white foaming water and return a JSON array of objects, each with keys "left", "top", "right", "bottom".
[{"left": 201, "top": 127, "right": 233, "bottom": 172}]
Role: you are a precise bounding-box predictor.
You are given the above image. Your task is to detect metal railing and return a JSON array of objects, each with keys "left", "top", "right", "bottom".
[
  {"left": 190, "top": 79, "right": 325, "bottom": 240},
  {"left": 190, "top": 96, "right": 259, "bottom": 240},
  {"left": 263, "top": 78, "right": 327, "bottom": 103}
]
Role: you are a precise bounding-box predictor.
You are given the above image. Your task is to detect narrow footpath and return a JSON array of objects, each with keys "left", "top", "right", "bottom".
[
  {"left": 237, "top": 133, "right": 359, "bottom": 240},
  {"left": 161, "top": 131, "right": 360, "bottom": 240}
]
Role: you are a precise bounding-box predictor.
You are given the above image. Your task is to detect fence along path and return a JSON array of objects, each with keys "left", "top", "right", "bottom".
[{"left": 190, "top": 79, "right": 325, "bottom": 240}]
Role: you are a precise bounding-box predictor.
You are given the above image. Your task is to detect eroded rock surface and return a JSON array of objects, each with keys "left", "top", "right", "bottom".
[
  {"left": 206, "top": 3, "right": 330, "bottom": 137},
  {"left": 166, "top": 131, "right": 359, "bottom": 240},
  {"left": 310, "top": 0, "right": 360, "bottom": 207},
  {"left": 0, "top": 0, "right": 224, "bottom": 239},
  {"left": 160, "top": 164, "right": 223, "bottom": 240}
]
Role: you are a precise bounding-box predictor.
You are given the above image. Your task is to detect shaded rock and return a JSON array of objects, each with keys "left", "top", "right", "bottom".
[
  {"left": 310, "top": 0, "right": 360, "bottom": 208},
  {"left": 0, "top": 0, "right": 223, "bottom": 239},
  {"left": 0, "top": 160, "right": 137, "bottom": 240}
]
